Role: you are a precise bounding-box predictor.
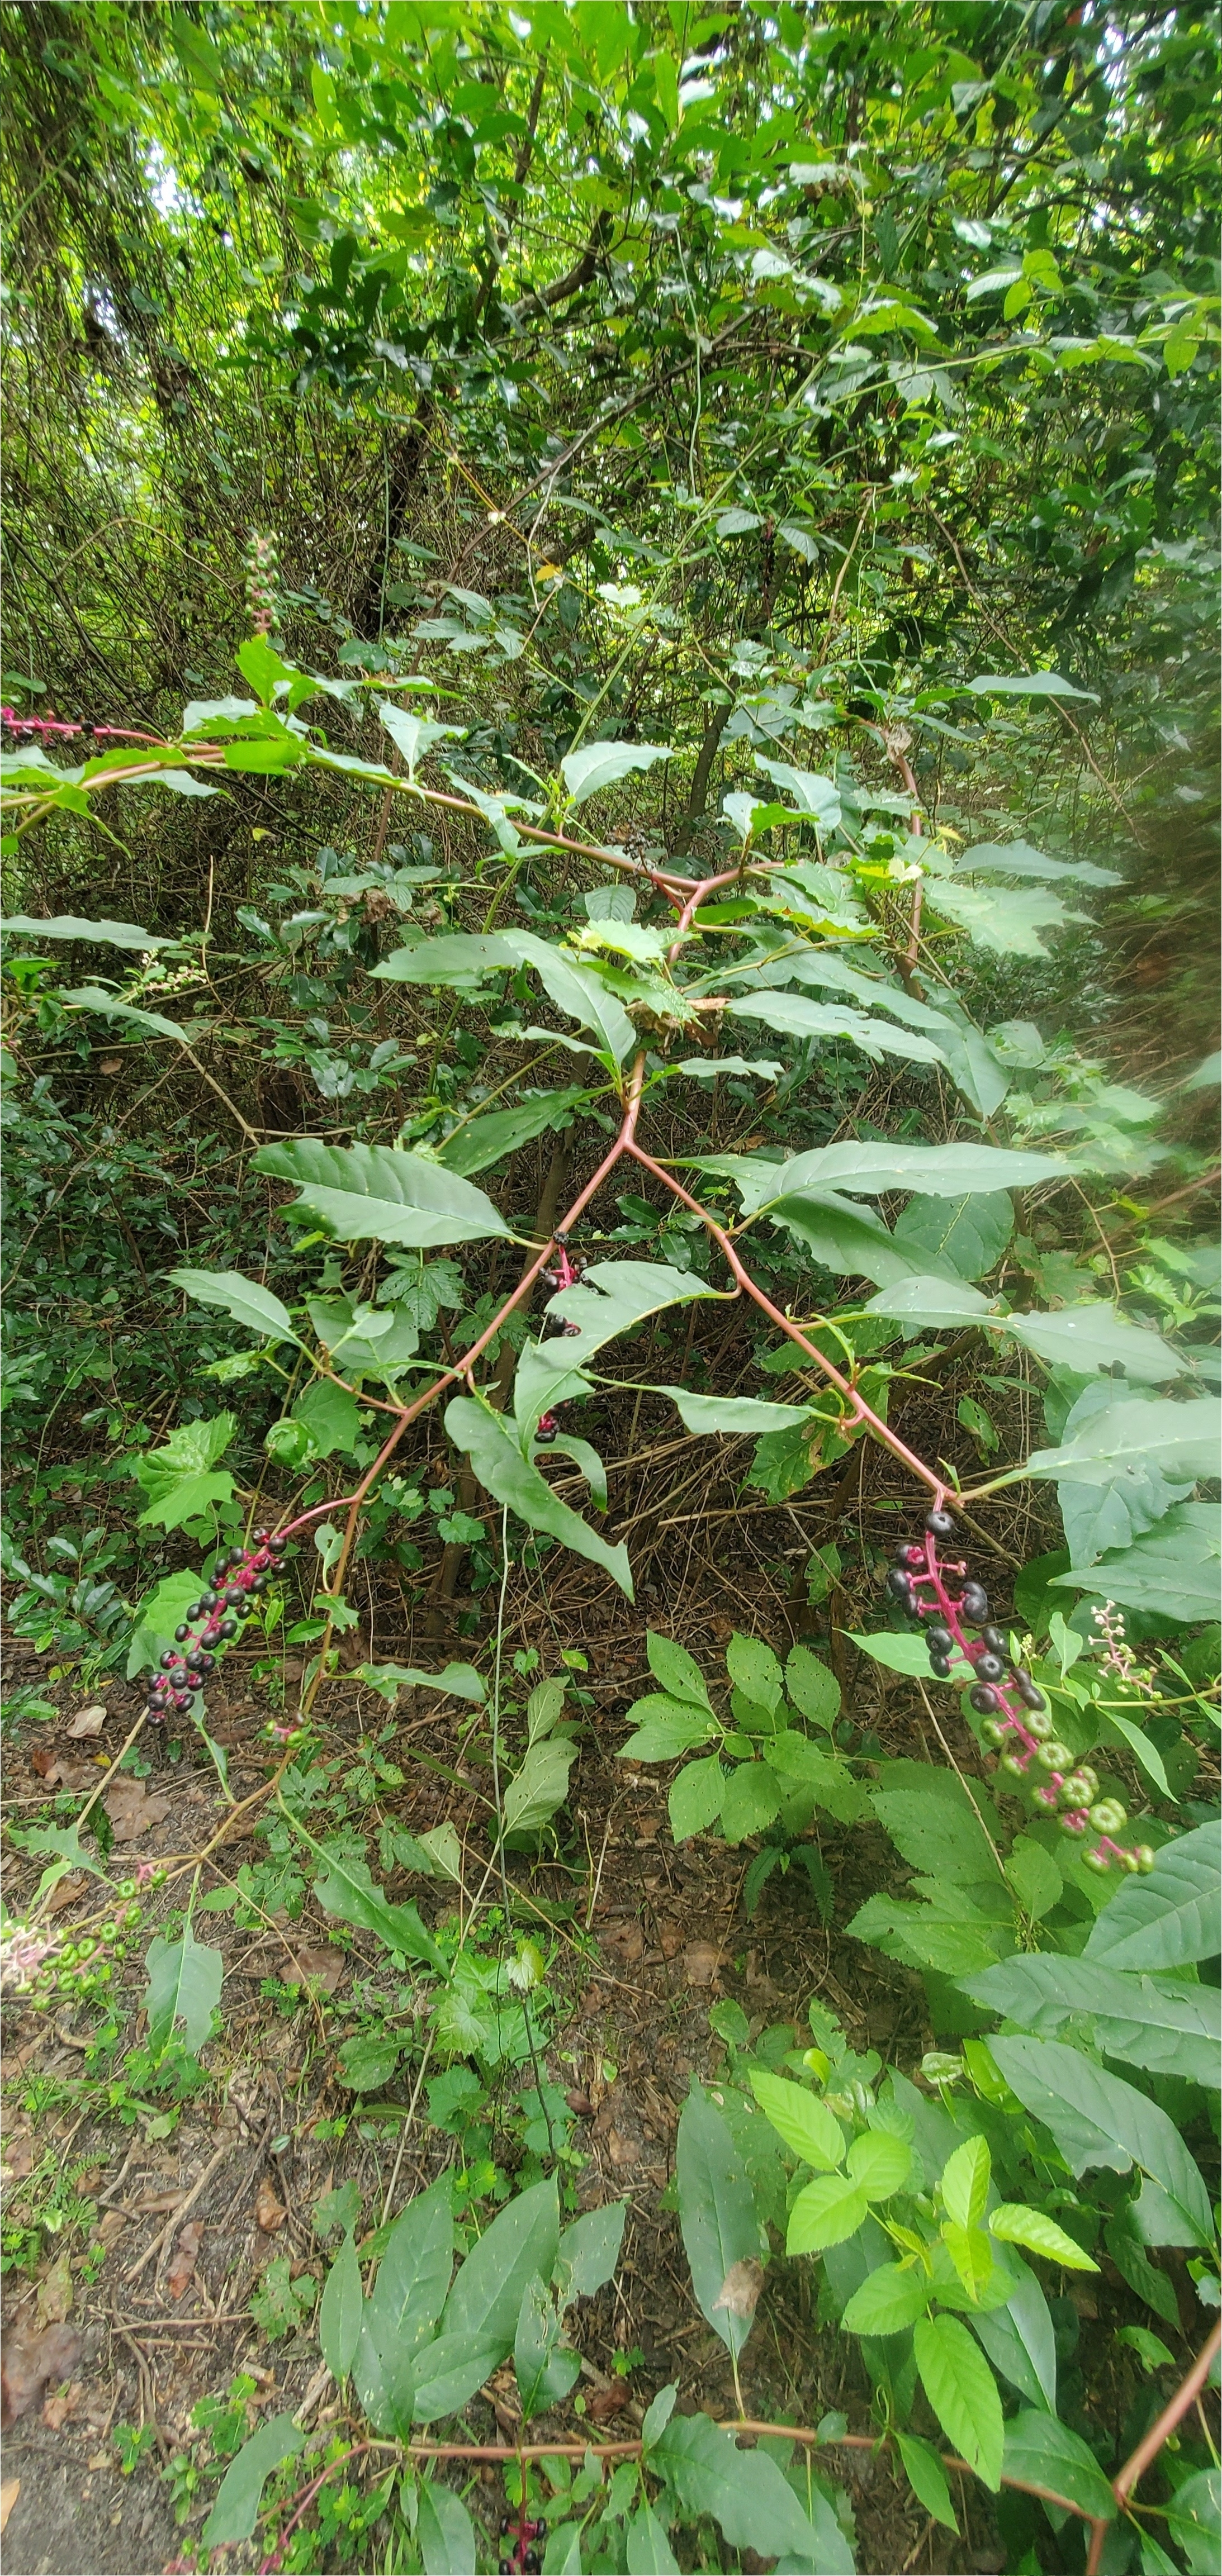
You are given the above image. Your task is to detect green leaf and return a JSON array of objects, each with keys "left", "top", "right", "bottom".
[
  {"left": 851, "top": 1629, "right": 942, "bottom": 1675},
  {"left": 1001, "top": 2412, "right": 1116, "bottom": 2522},
  {"left": 514, "top": 2276, "right": 580, "bottom": 2421},
  {"left": 988, "top": 2206, "right": 1100, "bottom": 2271},
  {"left": 941, "top": 2136, "right": 991, "bottom": 2232},
  {"left": 865, "top": 1277, "right": 994, "bottom": 1328},
  {"left": 319, "top": 2233, "right": 362, "bottom": 2379},
  {"left": 409, "top": 2328, "right": 505, "bottom": 2425},
  {"left": 784, "top": 1646, "right": 840, "bottom": 1730},
  {"left": 169, "top": 1266, "right": 301, "bottom": 1344},
  {"left": 787, "top": 2171, "right": 870, "bottom": 2254},
  {"left": 913, "top": 2312, "right": 1003, "bottom": 2491},
  {"left": 988, "top": 2037, "right": 1214, "bottom": 2245},
  {"left": 646, "top": 1631, "right": 713, "bottom": 1709},
  {"left": 446, "top": 1394, "right": 632, "bottom": 1596},
  {"left": 311, "top": 1847, "right": 446, "bottom": 1974},
  {"left": 368, "top": 2179, "right": 453, "bottom": 2370},
  {"left": 732, "top": 1139, "right": 1069, "bottom": 1209},
  {"left": 1027, "top": 1400, "right": 1220, "bottom": 1486},
  {"left": 201, "top": 2416, "right": 306, "bottom": 2549},
  {"left": 927, "top": 878, "right": 1072, "bottom": 958},
  {"left": 560, "top": 740, "right": 672, "bottom": 803},
  {"left": 336, "top": 2035, "right": 401, "bottom": 2092},
  {"left": 127, "top": 1570, "right": 202, "bottom": 1676},
  {"left": 896, "top": 2431, "right": 958, "bottom": 2532},
  {"left": 676, "top": 2088, "right": 761, "bottom": 2359},
  {"left": 1164, "top": 2468, "right": 1221, "bottom": 2574},
  {"left": 847, "top": 2130, "right": 912, "bottom": 2198},
  {"left": 768, "top": 1188, "right": 927, "bottom": 1289},
  {"left": 626, "top": 2502, "right": 680, "bottom": 2573},
  {"left": 841, "top": 2263, "right": 930, "bottom": 2334},
  {"left": 967, "top": 671, "right": 1098, "bottom": 701},
  {"left": 1003, "top": 1837, "right": 1063, "bottom": 1921},
  {"left": 870, "top": 1781, "right": 1000, "bottom": 1884},
  {"left": 379, "top": 700, "right": 466, "bottom": 777},
  {"left": 965, "top": 1951, "right": 1220, "bottom": 2088},
  {"left": 500, "top": 1730, "right": 579, "bottom": 1837},
  {"left": 941, "top": 2219, "right": 998, "bottom": 2302},
  {"left": 374, "top": 932, "right": 517, "bottom": 989},
  {"left": 135, "top": 1468, "right": 233, "bottom": 1532},
  {"left": 556, "top": 2200, "right": 626, "bottom": 2303},
  {"left": 145, "top": 1923, "right": 223, "bottom": 2058},
  {"left": 726, "top": 990, "right": 948, "bottom": 1067},
  {"left": 726, "top": 1634, "right": 784, "bottom": 1714},
  {"left": 893, "top": 1190, "right": 1014, "bottom": 1282},
  {"left": 416, "top": 2480, "right": 478, "bottom": 2576},
  {"left": 437, "top": 1088, "right": 586, "bottom": 1177},
  {"left": 291, "top": 1374, "right": 362, "bottom": 1460},
  {"left": 662, "top": 1387, "right": 813, "bottom": 1436},
  {"left": 255, "top": 1139, "right": 514, "bottom": 1250},
  {"left": 619, "top": 1693, "right": 718, "bottom": 1760},
  {"left": 750, "top": 2070, "right": 845, "bottom": 2170},
  {"left": 1, "top": 911, "right": 170, "bottom": 948},
  {"left": 648, "top": 2411, "right": 851, "bottom": 2572},
  {"left": 753, "top": 752, "right": 842, "bottom": 825},
  {"left": 669, "top": 1754, "right": 726, "bottom": 1841},
  {"left": 1084, "top": 1822, "right": 1221, "bottom": 1971},
  {"left": 960, "top": 840, "right": 1121, "bottom": 887},
  {"left": 1053, "top": 1502, "right": 1222, "bottom": 1622},
  {"left": 516, "top": 1258, "right": 718, "bottom": 1436},
  {"left": 442, "top": 2174, "right": 559, "bottom": 2360},
  {"left": 719, "top": 1760, "right": 783, "bottom": 1843},
  {"left": 358, "top": 1660, "right": 486, "bottom": 1705},
  {"left": 1006, "top": 1301, "right": 1179, "bottom": 1384}
]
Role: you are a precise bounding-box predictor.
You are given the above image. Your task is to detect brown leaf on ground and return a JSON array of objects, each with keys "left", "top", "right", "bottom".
[
  {"left": 134, "top": 2189, "right": 184, "bottom": 2215},
  {"left": 712, "top": 2257, "right": 764, "bottom": 2321},
  {"left": 683, "top": 1940, "right": 721, "bottom": 1987},
  {"left": 45, "top": 1873, "right": 87, "bottom": 1916},
  {"left": 103, "top": 1779, "right": 172, "bottom": 1841},
  {"left": 0, "top": 2478, "right": 19, "bottom": 2534},
  {"left": 67, "top": 1704, "right": 108, "bottom": 1739},
  {"left": 255, "top": 2176, "right": 287, "bottom": 2233},
  {"left": 31, "top": 1756, "right": 96, "bottom": 1791},
  {"left": 565, "top": 2090, "right": 594, "bottom": 2119},
  {"left": 41, "top": 2379, "right": 80, "bottom": 2431},
  {"left": 1, "top": 2325, "right": 82, "bottom": 2427},
  {"left": 2, "top": 2132, "right": 35, "bottom": 2181},
  {"left": 605, "top": 2127, "right": 638, "bottom": 2168},
  {"left": 657, "top": 1920, "right": 683, "bottom": 1960},
  {"left": 281, "top": 1945, "right": 343, "bottom": 1992},
  {"left": 587, "top": 2384, "right": 630, "bottom": 2422},
  {"left": 603, "top": 1918, "right": 644, "bottom": 1966},
  {"left": 96, "top": 2209, "right": 126, "bottom": 2250},
  {"left": 36, "top": 2253, "right": 73, "bottom": 2327},
  {"left": 165, "top": 2220, "right": 203, "bottom": 2302}
]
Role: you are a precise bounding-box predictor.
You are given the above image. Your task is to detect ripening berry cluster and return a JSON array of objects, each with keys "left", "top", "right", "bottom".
[
  {"left": 887, "top": 1507, "right": 1153, "bottom": 1876},
  {"left": 20, "top": 1875, "right": 165, "bottom": 2009},
  {"left": 245, "top": 530, "right": 281, "bottom": 636},
  {"left": 143, "top": 1531, "right": 287, "bottom": 1726},
  {"left": 499, "top": 2513, "right": 545, "bottom": 2574}
]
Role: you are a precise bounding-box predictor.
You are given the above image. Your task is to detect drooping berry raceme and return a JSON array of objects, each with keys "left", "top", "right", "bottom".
[
  {"left": 498, "top": 2509, "right": 546, "bottom": 2575},
  {"left": 888, "top": 1508, "right": 1154, "bottom": 1876},
  {"left": 533, "top": 1235, "right": 588, "bottom": 1448},
  {"left": 245, "top": 531, "right": 281, "bottom": 638},
  {"left": 141, "top": 1529, "right": 288, "bottom": 1729}
]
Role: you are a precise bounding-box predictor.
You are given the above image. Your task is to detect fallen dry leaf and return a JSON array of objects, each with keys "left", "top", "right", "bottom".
[
  {"left": 587, "top": 2384, "right": 630, "bottom": 2423},
  {"left": 165, "top": 2220, "right": 203, "bottom": 2302},
  {"left": 281, "top": 1945, "right": 343, "bottom": 1993},
  {"left": 67, "top": 1703, "right": 107, "bottom": 1739},
  {"left": 2, "top": 2132, "right": 35, "bottom": 2181},
  {"left": 1, "top": 2325, "right": 82, "bottom": 2427},
  {"left": 603, "top": 1918, "right": 644, "bottom": 1967},
  {"left": 36, "top": 2252, "right": 73, "bottom": 2328},
  {"left": 96, "top": 2209, "right": 126, "bottom": 2250},
  {"left": 134, "top": 2189, "right": 185, "bottom": 2215},
  {"left": 255, "top": 2176, "right": 287, "bottom": 2234},
  {"left": 41, "top": 2379, "right": 80, "bottom": 2431},
  {"left": 102, "top": 1778, "right": 172, "bottom": 1842},
  {"left": 0, "top": 2479, "right": 18, "bottom": 2535},
  {"left": 657, "top": 1920, "right": 683, "bottom": 1960},
  {"left": 713, "top": 2257, "right": 764, "bottom": 2322},
  {"left": 683, "top": 1940, "right": 721, "bottom": 1987},
  {"left": 605, "top": 2127, "right": 638, "bottom": 2169},
  {"left": 565, "top": 2089, "right": 595, "bottom": 2119},
  {"left": 45, "top": 1872, "right": 87, "bottom": 1916},
  {"left": 31, "top": 1755, "right": 96, "bottom": 1791}
]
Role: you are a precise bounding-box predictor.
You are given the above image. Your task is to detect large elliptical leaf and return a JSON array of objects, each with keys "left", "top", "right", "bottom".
[
  {"left": 560, "top": 740, "right": 672, "bottom": 803},
  {"left": 1083, "top": 1822, "right": 1221, "bottom": 1972},
  {"left": 254, "top": 1138, "right": 514, "bottom": 1249},
  {"left": 446, "top": 1394, "right": 632, "bottom": 1595},
  {"left": 989, "top": 2036, "right": 1214, "bottom": 2246},
  {"left": 675, "top": 2088, "right": 761, "bottom": 2361},
  {"left": 704, "top": 1138, "right": 1070, "bottom": 1215}
]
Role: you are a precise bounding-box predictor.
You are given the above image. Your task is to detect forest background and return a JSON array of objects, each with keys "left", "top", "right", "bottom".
[{"left": 0, "top": 6, "right": 1219, "bottom": 2576}]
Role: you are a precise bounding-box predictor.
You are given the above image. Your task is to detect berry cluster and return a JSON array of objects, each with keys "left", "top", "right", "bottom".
[
  {"left": 534, "top": 1233, "right": 586, "bottom": 1447},
  {"left": 498, "top": 2511, "right": 544, "bottom": 2574},
  {"left": 888, "top": 1508, "right": 1154, "bottom": 1875},
  {"left": 144, "top": 1531, "right": 287, "bottom": 1726},
  {"left": 245, "top": 530, "right": 281, "bottom": 638},
  {"left": 11, "top": 1874, "right": 164, "bottom": 2011}
]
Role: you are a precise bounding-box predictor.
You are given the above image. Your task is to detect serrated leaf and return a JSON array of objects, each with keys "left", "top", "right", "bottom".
[
  {"left": 619, "top": 1703, "right": 717, "bottom": 1760},
  {"left": 750, "top": 2070, "right": 845, "bottom": 2170},
  {"left": 841, "top": 2263, "right": 929, "bottom": 2334},
  {"left": 676, "top": 2089, "right": 761, "bottom": 2359},
  {"left": 255, "top": 1139, "right": 514, "bottom": 1250},
  {"left": 913, "top": 2312, "right": 1003, "bottom": 2490},
  {"left": 847, "top": 2129, "right": 912, "bottom": 2198}
]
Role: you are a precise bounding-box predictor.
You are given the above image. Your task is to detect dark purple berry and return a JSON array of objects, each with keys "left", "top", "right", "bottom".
[
  {"left": 961, "top": 1583, "right": 989, "bottom": 1621},
  {"left": 976, "top": 1653, "right": 1005, "bottom": 1684},
  {"left": 897, "top": 1543, "right": 926, "bottom": 1569},
  {"left": 929, "top": 1653, "right": 951, "bottom": 1679},
  {"left": 254, "top": 1528, "right": 269, "bottom": 1543},
  {"left": 198, "top": 1652, "right": 216, "bottom": 1674},
  {"left": 173, "top": 1688, "right": 192, "bottom": 1709},
  {"left": 1015, "top": 1672, "right": 1046, "bottom": 1711},
  {"left": 982, "top": 1625, "right": 1006, "bottom": 1654},
  {"left": 886, "top": 1566, "right": 914, "bottom": 1603},
  {"left": 268, "top": 1533, "right": 287, "bottom": 1554},
  {"left": 174, "top": 1623, "right": 190, "bottom": 1643},
  {"left": 970, "top": 1683, "right": 1001, "bottom": 1714},
  {"left": 160, "top": 1650, "right": 179, "bottom": 1670},
  {"left": 227, "top": 1547, "right": 245, "bottom": 1568},
  {"left": 217, "top": 1618, "right": 236, "bottom": 1639},
  {"left": 925, "top": 1508, "right": 956, "bottom": 1539},
  {"left": 199, "top": 1589, "right": 219, "bottom": 1611},
  {"left": 224, "top": 1585, "right": 245, "bottom": 1606},
  {"left": 252, "top": 1572, "right": 269, "bottom": 1593},
  {"left": 927, "top": 1624, "right": 953, "bottom": 1653}
]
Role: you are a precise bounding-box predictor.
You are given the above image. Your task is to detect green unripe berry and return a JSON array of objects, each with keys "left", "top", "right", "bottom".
[
  {"left": 1084, "top": 1847, "right": 1110, "bottom": 1872},
  {"left": 1025, "top": 1708, "right": 1054, "bottom": 1741},
  {"left": 119, "top": 1879, "right": 138, "bottom": 1900},
  {"left": 1089, "top": 1799, "right": 1127, "bottom": 1836},
  {"left": 1135, "top": 1845, "right": 1155, "bottom": 1873},
  {"left": 151, "top": 1866, "right": 168, "bottom": 1887},
  {"left": 1039, "top": 1741, "right": 1072, "bottom": 1771},
  {"left": 1060, "top": 1810, "right": 1088, "bottom": 1836},
  {"left": 1001, "top": 1752, "right": 1027, "bottom": 1778},
  {"left": 100, "top": 1921, "right": 117, "bottom": 1944},
  {"left": 1063, "top": 1767, "right": 1098, "bottom": 1805},
  {"left": 76, "top": 1937, "right": 98, "bottom": 1962},
  {"left": 122, "top": 1903, "right": 142, "bottom": 1929},
  {"left": 60, "top": 1943, "right": 77, "bottom": 1965},
  {"left": 1120, "top": 1850, "right": 1140, "bottom": 1872}
]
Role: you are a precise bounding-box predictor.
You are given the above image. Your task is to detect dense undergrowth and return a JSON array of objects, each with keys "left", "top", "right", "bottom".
[{"left": 1, "top": 6, "right": 1219, "bottom": 2573}]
